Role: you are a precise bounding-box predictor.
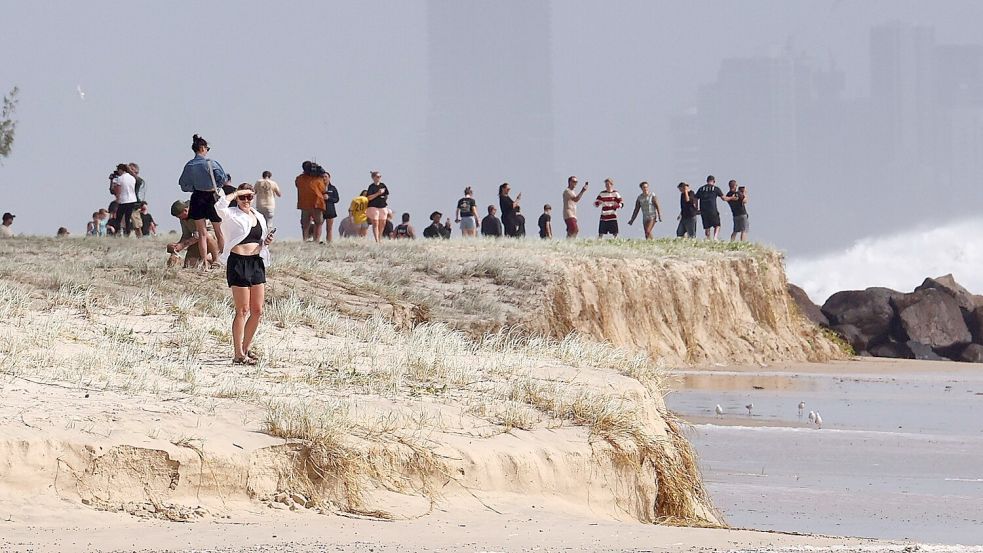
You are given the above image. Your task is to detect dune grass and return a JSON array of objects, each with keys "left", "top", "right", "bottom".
[{"left": 0, "top": 236, "right": 722, "bottom": 525}]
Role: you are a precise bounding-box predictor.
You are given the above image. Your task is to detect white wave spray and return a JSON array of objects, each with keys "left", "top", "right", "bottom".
[{"left": 787, "top": 217, "right": 983, "bottom": 304}]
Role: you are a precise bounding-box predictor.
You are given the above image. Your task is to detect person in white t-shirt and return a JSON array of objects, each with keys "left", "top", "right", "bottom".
[{"left": 111, "top": 163, "right": 139, "bottom": 236}]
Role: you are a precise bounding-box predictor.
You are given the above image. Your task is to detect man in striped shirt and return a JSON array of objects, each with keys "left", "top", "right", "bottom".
[{"left": 593, "top": 178, "right": 624, "bottom": 237}]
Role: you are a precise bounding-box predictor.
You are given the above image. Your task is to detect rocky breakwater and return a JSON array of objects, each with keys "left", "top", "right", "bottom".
[{"left": 792, "top": 274, "right": 983, "bottom": 362}]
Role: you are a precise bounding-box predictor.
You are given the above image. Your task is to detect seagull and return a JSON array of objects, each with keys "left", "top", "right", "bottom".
[
  {"left": 814, "top": 412, "right": 823, "bottom": 429},
  {"left": 798, "top": 401, "right": 806, "bottom": 417},
  {"left": 808, "top": 410, "right": 816, "bottom": 423},
  {"left": 715, "top": 404, "right": 723, "bottom": 418},
  {"left": 745, "top": 403, "right": 753, "bottom": 417},
  {"left": 76, "top": 85, "right": 85, "bottom": 101}
]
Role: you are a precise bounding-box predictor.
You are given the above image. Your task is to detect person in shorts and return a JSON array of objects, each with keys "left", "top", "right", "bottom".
[
  {"left": 178, "top": 134, "right": 227, "bottom": 265},
  {"left": 254, "top": 171, "right": 281, "bottom": 225},
  {"left": 167, "top": 200, "right": 219, "bottom": 268},
  {"left": 627, "top": 181, "right": 662, "bottom": 239},
  {"left": 695, "top": 175, "right": 724, "bottom": 240},
  {"left": 562, "top": 176, "right": 589, "bottom": 238},
  {"left": 675, "top": 182, "right": 699, "bottom": 238},
  {"left": 365, "top": 171, "right": 390, "bottom": 242},
  {"left": 593, "top": 178, "right": 624, "bottom": 237},
  {"left": 296, "top": 161, "right": 326, "bottom": 243},
  {"left": 215, "top": 184, "right": 275, "bottom": 366},
  {"left": 538, "top": 204, "right": 552, "bottom": 239},
  {"left": 349, "top": 190, "right": 370, "bottom": 237},
  {"left": 724, "top": 180, "right": 749, "bottom": 241},
  {"left": 455, "top": 186, "right": 479, "bottom": 237}
]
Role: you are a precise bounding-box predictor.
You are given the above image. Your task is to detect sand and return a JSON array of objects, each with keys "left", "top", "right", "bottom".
[{"left": 668, "top": 357, "right": 983, "bottom": 545}]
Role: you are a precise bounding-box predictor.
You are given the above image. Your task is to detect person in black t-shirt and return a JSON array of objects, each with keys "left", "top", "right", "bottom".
[
  {"left": 724, "top": 180, "right": 749, "bottom": 242},
  {"left": 423, "top": 211, "right": 452, "bottom": 239},
  {"left": 694, "top": 175, "right": 724, "bottom": 240},
  {"left": 383, "top": 210, "right": 395, "bottom": 239},
  {"left": 455, "top": 187, "right": 479, "bottom": 237},
  {"left": 498, "top": 182, "right": 521, "bottom": 237},
  {"left": 481, "top": 205, "right": 503, "bottom": 238},
  {"left": 366, "top": 171, "right": 390, "bottom": 242},
  {"left": 675, "top": 182, "right": 699, "bottom": 238},
  {"left": 514, "top": 205, "right": 526, "bottom": 237},
  {"left": 538, "top": 204, "right": 553, "bottom": 239}
]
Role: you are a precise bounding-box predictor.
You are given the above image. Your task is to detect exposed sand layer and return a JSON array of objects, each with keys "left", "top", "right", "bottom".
[{"left": 0, "top": 237, "right": 857, "bottom": 550}]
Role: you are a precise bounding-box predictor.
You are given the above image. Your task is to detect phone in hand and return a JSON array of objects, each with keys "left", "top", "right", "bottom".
[{"left": 266, "top": 227, "right": 277, "bottom": 242}]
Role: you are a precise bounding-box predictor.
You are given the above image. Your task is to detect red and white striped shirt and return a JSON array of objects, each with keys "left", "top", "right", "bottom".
[{"left": 594, "top": 190, "right": 623, "bottom": 221}]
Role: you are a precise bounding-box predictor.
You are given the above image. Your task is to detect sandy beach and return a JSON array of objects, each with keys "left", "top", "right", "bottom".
[{"left": 668, "top": 358, "right": 983, "bottom": 546}]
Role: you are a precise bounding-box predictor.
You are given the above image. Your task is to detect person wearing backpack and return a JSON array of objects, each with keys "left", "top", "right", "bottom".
[{"left": 178, "top": 134, "right": 227, "bottom": 268}]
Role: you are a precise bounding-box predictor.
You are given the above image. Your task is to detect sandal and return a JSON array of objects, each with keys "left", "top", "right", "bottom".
[
  {"left": 245, "top": 350, "right": 260, "bottom": 361},
  {"left": 233, "top": 356, "right": 257, "bottom": 366}
]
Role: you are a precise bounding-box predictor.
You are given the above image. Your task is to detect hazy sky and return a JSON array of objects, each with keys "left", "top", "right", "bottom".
[{"left": 3, "top": 0, "right": 983, "bottom": 262}]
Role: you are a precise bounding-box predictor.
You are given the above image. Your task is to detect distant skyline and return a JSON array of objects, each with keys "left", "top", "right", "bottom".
[{"left": 2, "top": 1, "right": 983, "bottom": 259}]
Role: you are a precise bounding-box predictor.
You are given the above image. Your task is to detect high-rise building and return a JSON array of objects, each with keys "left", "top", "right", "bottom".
[
  {"left": 869, "top": 22, "right": 937, "bottom": 178},
  {"left": 425, "top": 1, "right": 554, "bottom": 195}
]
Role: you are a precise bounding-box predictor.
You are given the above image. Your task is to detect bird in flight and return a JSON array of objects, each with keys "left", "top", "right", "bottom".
[{"left": 77, "top": 85, "right": 85, "bottom": 101}]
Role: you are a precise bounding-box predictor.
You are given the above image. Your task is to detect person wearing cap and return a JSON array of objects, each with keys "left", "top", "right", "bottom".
[
  {"left": 423, "top": 211, "right": 452, "bottom": 239},
  {"left": 0, "top": 212, "right": 14, "bottom": 238},
  {"left": 166, "top": 200, "right": 218, "bottom": 268}
]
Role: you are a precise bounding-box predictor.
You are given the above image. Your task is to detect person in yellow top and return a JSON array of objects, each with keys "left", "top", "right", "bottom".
[{"left": 349, "top": 190, "right": 370, "bottom": 237}]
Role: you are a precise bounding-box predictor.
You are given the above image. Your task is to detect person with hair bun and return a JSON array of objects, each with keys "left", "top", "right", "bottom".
[
  {"left": 215, "top": 183, "right": 274, "bottom": 365},
  {"left": 178, "top": 134, "right": 228, "bottom": 268}
]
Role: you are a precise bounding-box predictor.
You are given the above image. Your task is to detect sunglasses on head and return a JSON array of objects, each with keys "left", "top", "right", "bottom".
[{"left": 237, "top": 194, "right": 254, "bottom": 201}]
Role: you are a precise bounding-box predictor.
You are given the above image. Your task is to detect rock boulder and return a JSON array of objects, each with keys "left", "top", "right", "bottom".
[
  {"left": 788, "top": 284, "right": 829, "bottom": 327},
  {"left": 868, "top": 340, "right": 914, "bottom": 360},
  {"left": 895, "top": 288, "right": 972, "bottom": 350},
  {"left": 822, "top": 287, "right": 902, "bottom": 346},
  {"left": 914, "top": 274, "right": 977, "bottom": 314},
  {"left": 959, "top": 343, "right": 983, "bottom": 363}
]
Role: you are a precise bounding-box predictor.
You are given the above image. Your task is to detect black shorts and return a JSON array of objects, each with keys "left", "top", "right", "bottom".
[
  {"left": 701, "top": 210, "right": 720, "bottom": 229},
  {"left": 598, "top": 219, "right": 619, "bottom": 236},
  {"left": 323, "top": 203, "right": 338, "bottom": 220},
  {"left": 227, "top": 253, "right": 267, "bottom": 288},
  {"left": 189, "top": 190, "right": 221, "bottom": 222}
]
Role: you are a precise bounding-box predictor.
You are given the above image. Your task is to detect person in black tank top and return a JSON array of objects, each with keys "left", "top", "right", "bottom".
[{"left": 394, "top": 213, "right": 415, "bottom": 239}]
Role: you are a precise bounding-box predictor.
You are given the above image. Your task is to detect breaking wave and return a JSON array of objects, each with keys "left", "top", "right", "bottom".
[{"left": 787, "top": 218, "right": 983, "bottom": 304}]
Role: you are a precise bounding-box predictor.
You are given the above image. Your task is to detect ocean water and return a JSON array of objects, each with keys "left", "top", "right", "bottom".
[{"left": 665, "top": 366, "right": 983, "bottom": 545}]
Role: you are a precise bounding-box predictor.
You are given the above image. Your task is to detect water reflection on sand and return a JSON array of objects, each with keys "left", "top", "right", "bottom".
[{"left": 666, "top": 359, "right": 983, "bottom": 545}]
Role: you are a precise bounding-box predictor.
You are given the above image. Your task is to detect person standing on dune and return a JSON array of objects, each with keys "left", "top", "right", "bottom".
[
  {"left": 562, "top": 176, "right": 589, "bottom": 238},
  {"left": 675, "top": 182, "right": 698, "bottom": 238},
  {"left": 724, "top": 180, "right": 749, "bottom": 242},
  {"left": 695, "top": 175, "right": 724, "bottom": 240},
  {"left": 178, "top": 134, "right": 228, "bottom": 267}
]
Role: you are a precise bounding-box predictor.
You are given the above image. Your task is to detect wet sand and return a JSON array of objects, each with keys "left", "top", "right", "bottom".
[{"left": 667, "top": 358, "right": 983, "bottom": 545}]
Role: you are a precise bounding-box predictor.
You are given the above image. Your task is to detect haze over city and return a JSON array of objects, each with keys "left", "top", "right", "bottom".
[{"left": 2, "top": 0, "right": 982, "bottom": 293}]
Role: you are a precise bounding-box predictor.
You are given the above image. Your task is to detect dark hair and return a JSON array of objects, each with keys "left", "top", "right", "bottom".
[
  {"left": 302, "top": 161, "right": 312, "bottom": 172},
  {"left": 237, "top": 182, "right": 254, "bottom": 192},
  {"left": 401, "top": 212, "right": 410, "bottom": 223},
  {"left": 728, "top": 179, "right": 737, "bottom": 186},
  {"left": 677, "top": 182, "right": 688, "bottom": 189},
  {"left": 498, "top": 182, "right": 509, "bottom": 196},
  {"left": 706, "top": 175, "right": 715, "bottom": 183},
  {"left": 487, "top": 204, "right": 496, "bottom": 213},
  {"left": 92, "top": 211, "right": 100, "bottom": 218},
  {"left": 464, "top": 186, "right": 472, "bottom": 195},
  {"left": 639, "top": 181, "right": 649, "bottom": 188},
  {"left": 544, "top": 204, "right": 551, "bottom": 210},
  {"left": 568, "top": 176, "right": 577, "bottom": 184},
  {"left": 116, "top": 163, "right": 130, "bottom": 173},
  {"left": 262, "top": 171, "right": 272, "bottom": 179},
  {"left": 192, "top": 134, "right": 209, "bottom": 153},
  {"left": 57, "top": 227, "right": 69, "bottom": 236}
]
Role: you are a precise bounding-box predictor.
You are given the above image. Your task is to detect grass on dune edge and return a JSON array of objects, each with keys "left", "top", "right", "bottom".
[{"left": 0, "top": 236, "right": 729, "bottom": 526}]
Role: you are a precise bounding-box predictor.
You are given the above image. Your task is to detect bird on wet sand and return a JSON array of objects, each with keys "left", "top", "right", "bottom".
[
  {"left": 808, "top": 410, "right": 816, "bottom": 423},
  {"left": 814, "top": 412, "right": 823, "bottom": 429},
  {"left": 715, "top": 404, "right": 723, "bottom": 418},
  {"left": 798, "top": 401, "right": 806, "bottom": 417},
  {"left": 745, "top": 403, "right": 753, "bottom": 416}
]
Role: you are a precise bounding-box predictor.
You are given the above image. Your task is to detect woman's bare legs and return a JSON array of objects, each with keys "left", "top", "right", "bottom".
[{"left": 242, "top": 284, "right": 265, "bottom": 354}]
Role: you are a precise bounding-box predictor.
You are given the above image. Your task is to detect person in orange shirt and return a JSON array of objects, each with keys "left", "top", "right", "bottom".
[{"left": 295, "top": 161, "right": 327, "bottom": 243}]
